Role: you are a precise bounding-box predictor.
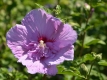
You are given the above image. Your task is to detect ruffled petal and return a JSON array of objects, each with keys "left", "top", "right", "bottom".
[
  {"left": 18, "top": 55, "right": 58, "bottom": 75},
  {"left": 26, "top": 61, "right": 46, "bottom": 74},
  {"left": 6, "top": 24, "right": 30, "bottom": 58},
  {"left": 44, "top": 44, "right": 73, "bottom": 65},
  {"left": 21, "top": 9, "right": 57, "bottom": 39},
  {"left": 62, "top": 45, "right": 74, "bottom": 60},
  {"left": 18, "top": 54, "right": 28, "bottom": 63},
  {"left": 25, "top": 60, "right": 57, "bottom": 75},
  {"left": 47, "top": 23, "right": 77, "bottom": 50},
  {"left": 53, "top": 24, "right": 77, "bottom": 48},
  {"left": 46, "top": 65, "right": 57, "bottom": 76}
]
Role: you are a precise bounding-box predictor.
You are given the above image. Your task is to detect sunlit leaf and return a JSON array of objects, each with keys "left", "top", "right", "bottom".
[
  {"left": 82, "top": 53, "right": 95, "bottom": 62},
  {"left": 84, "top": 36, "right": 106, "bottom": 48},
  {"left": 98, "top": 60, "right": 107, "bottom": 66}
]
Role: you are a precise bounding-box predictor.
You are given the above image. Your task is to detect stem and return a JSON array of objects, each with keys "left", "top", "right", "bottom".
[
  {"left": 71, "top": 76, "right": 75, "bottom": 80},
  {"left": 79, "top": 32, "right": 86, "bottom": 57},
  {"left": 79, "top": 15, "right": 88, "bottom": 57},
  {"left": 42, "top": 74, "right": 47, "bottom": 80},
  {"left": 97, "top": 65, "right": 104, "bottom": 80},
  {"left": 79, "top": 7, "right": 94, "bottom": 57},
  {"left": 87, "top": 62, "right": 94, "bottom": 80},
  {"left": 57, "top": 0, "right": 60, "bottom": 4}
]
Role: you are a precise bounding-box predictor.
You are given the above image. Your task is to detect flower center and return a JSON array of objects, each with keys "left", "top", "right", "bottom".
[
  {"left": 39, "top": 40, "right": 46, "bottom": 48},
  {"left": 27, "top": 40, "right": 50, "bottom": 60}
]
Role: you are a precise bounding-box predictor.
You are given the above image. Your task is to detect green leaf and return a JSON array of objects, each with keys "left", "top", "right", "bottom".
[
  {"left": 98, "top": 60, "right": 107, "bottom": 66},
  {"left": 53, "top": 5, "right": 61, "bottom": 16},
  {"left": 35, "top": 3, "right": 44, "bottom": 8},
  {"left": 55, "top": 5, "right": 61, "bottom": 14},
  {"left": 84, "top": 36, "right": 106, "bottom": 48},
  {"left": 35, "top": 3, "right": 51, "bottom": 14},
  {"left": 57, "top": 65, "right": 66, "bottom": 74},
  {"left": 83, "top": 53, "right": 95, "bottom": 62},
  {"left": 57, "top": 66, "right": 84, "bottom": 78}
]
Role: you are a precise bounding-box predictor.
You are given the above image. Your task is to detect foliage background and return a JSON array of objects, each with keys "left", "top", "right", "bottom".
[{"left": 0, "top": 0, "right": 107, "bottom": 80}]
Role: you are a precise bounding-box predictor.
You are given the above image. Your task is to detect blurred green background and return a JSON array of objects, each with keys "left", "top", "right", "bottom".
[{"left": 0, "top": 0, "right": 107, "bottom": 80}]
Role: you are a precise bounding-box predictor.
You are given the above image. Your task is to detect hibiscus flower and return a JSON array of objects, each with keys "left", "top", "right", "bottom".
[{"left": 6, "top": 9, "right": 77, "bottom": 75}]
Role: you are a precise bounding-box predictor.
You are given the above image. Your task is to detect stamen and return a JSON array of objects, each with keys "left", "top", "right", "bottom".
[
  {"left": 27, "top": 40, "right": 50, "bottom": 60},
  {"left": 39, "top": 40, "right": 46, "bottom": 48}
]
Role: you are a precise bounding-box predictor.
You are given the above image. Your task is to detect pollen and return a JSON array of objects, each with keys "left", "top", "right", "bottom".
[{"left": 39, "top": 40, "right": 46, "bottom": 48}]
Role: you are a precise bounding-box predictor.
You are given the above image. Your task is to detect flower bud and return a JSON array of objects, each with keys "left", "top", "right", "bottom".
[
  {"left": 84, "top": 3, "right": 90, "bottom": 10},
  {"left": 79, "top": 64, "right": 88, "bottom": 76},
  {"left": 92, "top": 52, "right": 102, "bottom": 61},
  {"left": 95, "top": 53, "right": 102, "bottom": 61}
]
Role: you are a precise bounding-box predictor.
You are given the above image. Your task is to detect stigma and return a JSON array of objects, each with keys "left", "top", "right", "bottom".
[{"left": 39, "top": 40, "right": 46, "bottom": 48}]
